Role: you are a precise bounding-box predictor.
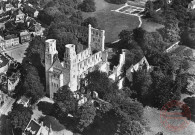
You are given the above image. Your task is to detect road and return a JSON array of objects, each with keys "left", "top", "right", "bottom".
[{"left": 0, "top": 42, "right": 29, "bottom": 63}]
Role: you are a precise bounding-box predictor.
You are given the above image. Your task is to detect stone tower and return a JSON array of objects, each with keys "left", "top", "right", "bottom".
[
  {"left": 63, "top": 44, "right": 78, "bottom": 91},
  {"left": 45, "top": 39, "right": 58, "bottom": 97},
  {"left": 88, "top": 24, "right": 105, "bottom": 53}
]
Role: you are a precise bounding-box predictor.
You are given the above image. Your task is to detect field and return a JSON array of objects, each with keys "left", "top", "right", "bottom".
[{"left": 82, "top": 0, "right": 139, "bottom": 43}]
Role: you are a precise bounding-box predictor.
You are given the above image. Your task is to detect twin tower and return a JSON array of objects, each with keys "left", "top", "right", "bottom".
[{"left": 45, "top": 25, "right": 108, "bottom": 98}]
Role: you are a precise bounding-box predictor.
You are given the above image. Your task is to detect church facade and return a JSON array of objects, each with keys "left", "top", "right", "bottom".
[{"left": 45, "top": 25, "right": 109, "bottom": 98}]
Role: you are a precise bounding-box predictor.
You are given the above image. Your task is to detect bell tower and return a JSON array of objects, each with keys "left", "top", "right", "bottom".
[
  {"left": 63, "top": 44, "right": 78, "bottom": 91},
  {"left": 45, "top": 39, "right": 58, "bottom": 95}
]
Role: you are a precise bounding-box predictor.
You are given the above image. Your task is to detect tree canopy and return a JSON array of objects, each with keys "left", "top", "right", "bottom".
[
  {"left": 78, "top": 0, "right": 96, "bottom": 12},
  {"left": 54, "top": 85, "right": 78, "bottom": 114},
  {"left": 105, "top": 0, "right": 127, "bottom": 4},
  {"left": 9, "top": 104, "right": 32, "bottom": 132},
  {"left": 82, "top": 17, "right": 98, "bottom": 28}
]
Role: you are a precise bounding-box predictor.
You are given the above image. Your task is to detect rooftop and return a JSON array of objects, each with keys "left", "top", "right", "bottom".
[
  {"left": 20, "top": 30, "right": 29, "bottom": 36},
  {"left": 25, "top": 119, "right": 41, "bottom": 135},
  {"left": 4, "top": 34, "right": 17, "bottom": 40},
  {"left": 0, "top": 53, "right": 9, "bottom": 68}
]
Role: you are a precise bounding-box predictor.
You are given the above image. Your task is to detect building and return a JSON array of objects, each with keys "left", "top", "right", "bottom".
[
  {"left": 4, "top": 34, "right": 19, "bottom": 48},
  {"left": 0, "top": 91, "right": 15, "bottom": 115},
  {"left": 5, "top": 3, "right": 13, "bottom": 11},
  {"left": 28, "top": 22, "right": 44, "bottom": 36},
  {"left": 15, "top": 9, "right": 25, "bottom": 23},
  {"left": 0, "top": 53, "right": 9, "bottom": 73},
  {"left": 17, "top": 96, "right": 30, "bottom": 107},
  {"left": 23, "top": 119, "right": 53, "bottom": 135},
  {"left": 126, "top": 56, "right": 150, "bottom": 84},
  {"left": 108, "top": 49, "right": 126, "bottom": 89},
  {"left": 188, "top": 0, "right": 195, "bottom": 9},
  {"left": 20, "top": 30, "right": 31, "bottom": 43},
  {"left": 45, "top": 25, "right": 109, "bottom": 98},
  {"left": 22, "top": 4, "right": 39, "bottom": 18}
]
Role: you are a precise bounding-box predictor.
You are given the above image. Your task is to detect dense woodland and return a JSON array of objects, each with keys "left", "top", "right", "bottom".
[{"left": 8, "top": 0, "right": 195, "bottom": 135}]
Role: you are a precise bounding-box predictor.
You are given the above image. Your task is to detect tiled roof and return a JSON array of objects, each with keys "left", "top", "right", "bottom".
[
  {"left": 20, "top": 96, "right": 29, "bottom": 103},
  {"left": 0, "top": 53, "right": 9, "bottom": 68}
]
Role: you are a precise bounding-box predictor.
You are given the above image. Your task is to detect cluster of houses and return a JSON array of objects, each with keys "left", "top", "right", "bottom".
[
  {"left": 0, "top": 0, "right": 44, "bottom": 52},
  {"left": 0, "top": 0, "right": 44, "bottom": 118}
]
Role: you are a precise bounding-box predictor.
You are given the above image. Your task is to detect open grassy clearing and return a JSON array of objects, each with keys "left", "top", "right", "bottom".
[
  {"left": 141, "top": 19, "right": 164, "bottom": 32},
  {"left": 82, "top": 0, "right": 139, "bottom": 43}
]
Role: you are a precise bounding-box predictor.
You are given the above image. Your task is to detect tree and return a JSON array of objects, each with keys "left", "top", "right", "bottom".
[
  {"left": 54, "top": 85, "right": 78, "bottom": 114},
  {"left": 9, "top": 104, "right": 32, "bottom": 132},
  {"left": 133, "top": 69, "right": 152, "bottom": 103},
  {"left": 83, "top": 108, "right": 144, "bottom": 135},
  {"left": 79, "top": 0, "right": 96, "bottom": 12},
  {"left": 181, "top": 29, "right": 195, "bottom": 49},
  {"left": 37, "top": 101, "right": 54, "bottom": 115},
  {"left": 85, "top": 70, "right": 112, "bottom": 98},
  {"left": 77, "top": 101, "right": 96, "bottom": 132},
  {"left": 144, "top": 0, "right": 154, "bottom": 17},
  {"left": 117, "top": 120, "right": 144, "bottom": 135},
  {"left": 23, "top": 65, "right": 45, "bottom": 103},
  {"left": 82, "top": 17, "right": 98, "bottom": 28},
  {"left": 118, "top": 30, "right": 133, "bottom": 42}
]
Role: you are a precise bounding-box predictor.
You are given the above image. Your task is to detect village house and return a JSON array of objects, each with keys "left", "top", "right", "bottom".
[
  {"left": 0, "top": 53, "right": 9, "bottom": 73},
  {"left": 23, "top": 119, "right": 53, "bottom": 135},
  {"left": 188, "top": 0, "right": 195, "bottom": 9},
  {"left": 4, "top": 34, "right": 19, "bottom": 48},
  {"left": 20, "top": 30, "right": 31, "bottom": 43},
  {"left": 22, "top": 4, "right": 39, "bottom": 18},
  {"left": 15, "top": 9, "right": 25, "bottom": 23},
  {"left": 5, "top": 3, "right": 13, "bottom": 12},
  {"left": 17, "top": 96, "right": 30, "bottom": 107}
]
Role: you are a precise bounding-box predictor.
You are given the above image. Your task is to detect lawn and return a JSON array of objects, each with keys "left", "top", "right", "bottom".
[
  {"left": 83, "top": 0, "right": 139, "bottom": 43},
  {"left": 141, "top": 19, "right": 164, "bottom": 32}
]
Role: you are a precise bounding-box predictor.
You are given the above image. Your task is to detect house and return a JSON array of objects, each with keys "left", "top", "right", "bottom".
[
  {"left": 17, "top": 96, "right": 30, "bottom": 107},
  {"left": 7, "top": 71, "right": 20, "bottom": 92},
  {"left": 188, "top": 0, "right": 195, "bottom": 9},
  {"left": 28, "top": 21, "right": 44, "bottom": 36},
  {"left": 0, "top": 90, "right": 8, "bottom": 107},
  {"left": 0, "top": 53, "right": 9, "bottom": 73},
  {"left": 22, "top": 4, "right": 39, "bottom": 18},
  {"left": 23, "top": 119, "right": 53, "bottom": 135},
  {"left": 4, "top": 34, "right": 19, "bottom": 48},
  {"left": 20, "top": 30, "right": 31, "bottom": 43},
  {"left": 0, "top": 91, "right": 15, "bottom": 115},
  {"left": 15, "top": 9, "right": 25, "bottom": 23},
  {"left": 5, "top": 3, "right": 13, "bottom": 11}
]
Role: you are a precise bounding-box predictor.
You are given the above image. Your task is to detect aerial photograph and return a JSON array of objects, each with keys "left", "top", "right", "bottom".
[{"left": 0, "top": 0, "right": 195, "bottom": 135}]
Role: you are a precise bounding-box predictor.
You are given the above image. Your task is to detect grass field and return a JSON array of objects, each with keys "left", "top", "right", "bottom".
[{"left": 82, "top": 0, "right": 139, "bottom": 43}]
